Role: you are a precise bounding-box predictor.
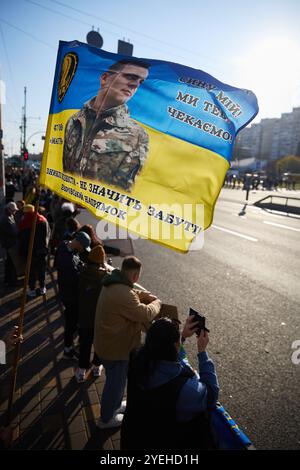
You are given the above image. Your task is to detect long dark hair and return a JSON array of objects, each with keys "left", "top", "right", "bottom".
[{"left": 129, "top": 317, "right": 180, "bottom": 388}]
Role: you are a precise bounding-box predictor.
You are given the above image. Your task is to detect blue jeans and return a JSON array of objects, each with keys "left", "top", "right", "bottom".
[{"left": 100, "top": 360, "right": 128, "bottom": 422}]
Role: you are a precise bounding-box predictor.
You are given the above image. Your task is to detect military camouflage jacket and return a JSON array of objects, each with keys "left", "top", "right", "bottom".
[{"left": 62, "top": 98, "right": 149, "bottom": 191}]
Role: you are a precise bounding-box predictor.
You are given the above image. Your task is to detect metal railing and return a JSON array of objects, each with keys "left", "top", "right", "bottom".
[{"left": 254, "top": 195, "right": 300, "bottom": 216}]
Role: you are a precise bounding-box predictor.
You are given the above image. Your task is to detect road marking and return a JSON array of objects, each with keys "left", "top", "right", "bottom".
[
  {"left": 262, "top": 210, "right": 300, "bottom": 219},
  {"left": 212, "top": 225, "right": 258, "bottom": 242},
  {"left": 237, "top": 207, "right": 300, "bottom": 222},
  {"left": 249, "top": 207, "right": 300, "bottom": 219},
  {"left": 263, "top": 221, "right": 300, "bottom": 232}
]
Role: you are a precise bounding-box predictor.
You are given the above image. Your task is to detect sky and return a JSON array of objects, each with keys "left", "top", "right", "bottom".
[{"left": 0, "top": 0, "right": 300, "bottom": 157}]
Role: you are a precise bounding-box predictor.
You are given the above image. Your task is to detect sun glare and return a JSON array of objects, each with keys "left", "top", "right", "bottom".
[{"left": 238, "top": 37, "right": 300, "bottom": 119}]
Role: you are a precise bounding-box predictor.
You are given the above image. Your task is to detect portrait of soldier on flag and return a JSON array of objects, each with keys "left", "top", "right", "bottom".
[
  {"left": 42, "top": 40, "right": 259, "bottom": 252},
  {"left": 62, "top": 58, "right": 151, "bottom": 192}
]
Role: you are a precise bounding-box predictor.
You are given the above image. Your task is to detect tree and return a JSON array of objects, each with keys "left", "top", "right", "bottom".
[{"left": 276, "top": 156, "right": 300, "bottom": 174}]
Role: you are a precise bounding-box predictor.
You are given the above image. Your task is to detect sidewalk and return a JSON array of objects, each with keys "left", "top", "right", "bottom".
[{"left": 0, "top": 259, "right": 122, "bottom": 450}]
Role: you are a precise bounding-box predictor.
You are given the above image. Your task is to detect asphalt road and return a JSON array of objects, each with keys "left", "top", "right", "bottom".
[{"left": 78, "top": 187, "right": 300, "bottom": 450}]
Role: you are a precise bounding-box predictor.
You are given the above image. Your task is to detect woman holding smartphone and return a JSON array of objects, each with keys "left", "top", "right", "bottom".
[{"left": 121, "top": 315, "right": 219, "bottom": 450}]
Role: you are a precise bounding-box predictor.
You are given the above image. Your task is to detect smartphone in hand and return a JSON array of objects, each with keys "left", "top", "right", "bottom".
[{"left": 189, "top": 308, "right": 210, "bottom": 336}]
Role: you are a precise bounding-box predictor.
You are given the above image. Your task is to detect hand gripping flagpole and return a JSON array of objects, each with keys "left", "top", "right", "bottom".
[{"left": 5, "top": 188, "right": 41, "bottom": 432}]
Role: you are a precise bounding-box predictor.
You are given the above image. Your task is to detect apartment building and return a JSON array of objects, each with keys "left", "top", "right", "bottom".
[{"left": 235, "top": 107, "right": 300, "bottom": 161}]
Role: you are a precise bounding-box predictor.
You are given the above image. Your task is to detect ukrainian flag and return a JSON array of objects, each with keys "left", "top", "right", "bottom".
[{"left": 40, "top": 40, "right": 258, "bottom": 252}]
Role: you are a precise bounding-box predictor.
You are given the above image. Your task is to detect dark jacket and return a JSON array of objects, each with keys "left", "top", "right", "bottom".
[
  {"left": 55, "top": 241, "right": 83, "bottom": 303},
  {"left": 121, "top": 350, "right": 218, "bottom": 450},
  {"left": 5, "top": 182, "right": 16, "bottom": 201},
  {"left": 0, "top": 210, "right": 18, "bottom": 249},
  {"left": 52, "top": 212, "right": 73, "bottom": 243},
  {"left": 78, "top": 262, "right": 107, "bottom": 329},
  {"left": 19, "top": 212, "right": 51, "bottom": 258}
]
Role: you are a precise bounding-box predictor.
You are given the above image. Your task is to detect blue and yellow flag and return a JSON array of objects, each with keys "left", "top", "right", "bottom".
[{"left": 40, "top": 40, "right": 258, "bottom": 252}]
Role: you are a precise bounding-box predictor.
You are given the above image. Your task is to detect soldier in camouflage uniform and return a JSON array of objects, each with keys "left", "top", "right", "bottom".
[{"left": 63, "top": 59, "right": 150, "bottom": 192}]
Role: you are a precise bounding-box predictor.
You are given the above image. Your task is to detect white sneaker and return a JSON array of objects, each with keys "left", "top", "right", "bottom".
[
  {"left": 115, "top": 400, "right": 127, "bottom": 414},
  {"left": 74, "top": 367, "right": 86, "bottom": 383},
  {"left": 27, "top": 289, "right": 36, "bottom": 298},
  {"left": 97, "top": 413, "right": 123, "bottom": 429},
  {"left": 91, "top": 365, "right": 103, "bottom": 378}
]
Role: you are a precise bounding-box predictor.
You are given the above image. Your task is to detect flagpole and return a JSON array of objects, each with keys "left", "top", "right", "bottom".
[
  {"left": 5, "top": 188, "right": 40, "bottom": 429},
  {"left": 95, "top": 71, "right": 122, "bottom": 118}
]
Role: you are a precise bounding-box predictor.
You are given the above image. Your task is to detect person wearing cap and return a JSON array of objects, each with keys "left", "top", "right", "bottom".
[
  {"left": 19, "top": 205, "right": 51, "bottom": 297},
  {"left": 55, "top": 231, "right": 91, "bottom": 359},
  {"left": 75, "top": 245, "right": 108, "bottom": 383},
  {"left": 0, "top": 202, "right": 18, "bottom": 286}
]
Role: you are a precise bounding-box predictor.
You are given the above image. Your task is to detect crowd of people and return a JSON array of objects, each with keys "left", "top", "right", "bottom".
[
  {"left": 224, "top": 173, "right": 297, "bottom": 191},
  {"left": 54, "top": 242, "right": 219, "bottom": 442},
  {"left": 4, "top": 167, "right": 38, "bottom": 204},
  {"left": 0, "top": 176, "right": 220, "bottom": 449},
  {"left": 0, "top": 201, "right": 50, "bottom": 290},
  {"left": 0, "top": 183, "right": 121, "bottom": 290}
]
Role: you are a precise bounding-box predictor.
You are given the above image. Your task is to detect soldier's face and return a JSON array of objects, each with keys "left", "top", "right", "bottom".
[{"left": 101, "top": 64, "right": 149, "bottom": 106}]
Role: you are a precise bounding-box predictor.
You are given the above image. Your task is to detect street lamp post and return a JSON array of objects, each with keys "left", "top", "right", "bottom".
[
  {"left": 0, "top": 83, "right": 5, "bottom": 209},
  {"left": 26, "top": 131, "right": 45, "bottom": 149}
]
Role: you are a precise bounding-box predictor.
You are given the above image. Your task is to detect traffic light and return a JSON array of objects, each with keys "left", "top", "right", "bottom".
[{"left": 22, "top": 147, "right": 29, "bottom": 160}]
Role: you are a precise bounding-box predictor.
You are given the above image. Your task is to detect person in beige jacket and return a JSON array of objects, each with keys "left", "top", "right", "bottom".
[{"left": 94, "top": 256, "right": 161, "bottom": 429}]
